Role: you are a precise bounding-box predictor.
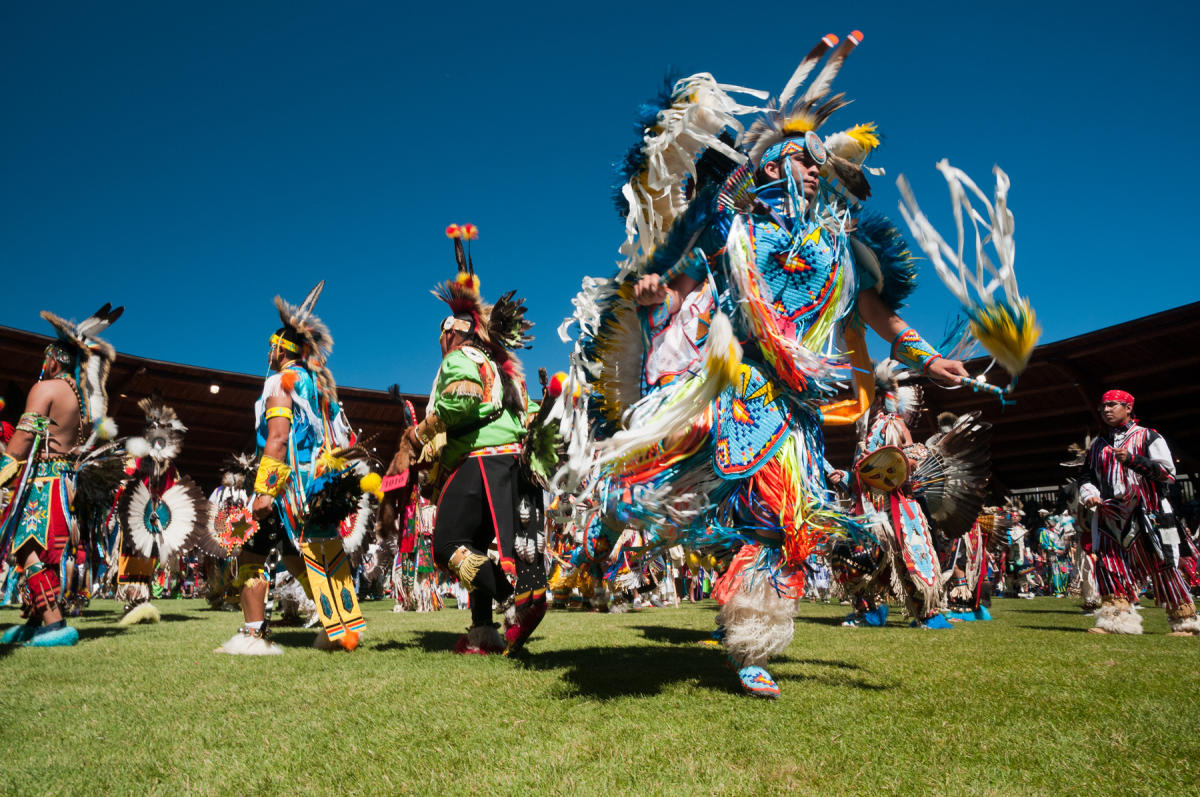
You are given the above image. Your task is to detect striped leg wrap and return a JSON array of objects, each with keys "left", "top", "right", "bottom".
[{"left": 26, "top": 563, "right": 61, "bottom": 614}]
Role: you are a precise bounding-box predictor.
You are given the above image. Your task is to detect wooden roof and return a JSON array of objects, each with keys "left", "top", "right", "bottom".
[
  {"left": 0, "top": 326, "right": 423, "bottom": 490},
  {"left": 3, "top": 300, "right": 1198, "bottom": 494},
  {"left": 823, "top": 301, "right": 1200, "bottom": 491}
]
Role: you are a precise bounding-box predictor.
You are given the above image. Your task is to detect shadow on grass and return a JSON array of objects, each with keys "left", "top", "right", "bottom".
[
  {"left": 790, "top": 658, "right": 864, "bottom": 671},
  {"left": 76, "top": 626, "right": 129, "bottom": 642},
  {"left": 792, "top": 609, "right": 902, "bottom": 628},
  {"left": 518, "top": 643, "right": 896, "bottom": 698},
  {"left": 267, "top": 630, "right": 320, "bottom": 648},
  {"left": 631, "top": 624, "right": 712, "bottom": 645},
  {"left": 155, "top": 613, "right": 206, "bottom": 623},
  {"left": 1018, "top": 625, "right": 1090, "bottom": 633},
  {"left": 374, "top": 631, "right": 461, "bottom": 653}
]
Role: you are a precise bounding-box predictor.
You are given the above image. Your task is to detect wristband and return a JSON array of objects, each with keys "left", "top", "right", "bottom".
[
  {"left": 254, "top": 454, "right": 292, "bottom": 498},
  {"left": 891, "top": 327, "right": 943, "bottom": 374}
]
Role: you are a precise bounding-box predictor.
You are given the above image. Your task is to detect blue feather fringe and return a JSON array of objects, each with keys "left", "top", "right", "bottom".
[{"left": 852, "top": 212, "right": 918, "bottom": 312}]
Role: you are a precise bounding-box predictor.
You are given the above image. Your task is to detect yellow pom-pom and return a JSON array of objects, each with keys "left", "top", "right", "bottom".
[{"left": 360, "top": 472, "right": 382, "bottom": 495}]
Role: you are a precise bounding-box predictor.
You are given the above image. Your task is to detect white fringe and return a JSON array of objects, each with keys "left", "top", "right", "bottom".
[
  {"left": 1094, "top": 603, "right": 1143, "bottom": 635},
  {"left": 717, "top": 577, "right": 798, "bottom": 668},
  {"left": 214, "top": 631, "right": 284, "bottom": 655},
  {"left": 593, "top": 313, "right": 740, "bottom": 472},
  {"left": 117, "top": 601, "right": 161, "bottom": 626},
  {"left": 1169, "top": 613, "right": 1200, "bottom": 634},
  {"left": 466, "top": 624, "right": 504, "bottom": 652}
]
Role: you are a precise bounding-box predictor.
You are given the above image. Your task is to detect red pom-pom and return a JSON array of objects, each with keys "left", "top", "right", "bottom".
[
  {"left": 547, "top": 372, "right": 567, "bottom": 399},
  {"left": 461, "top": 223, "right": 478, "bottom": 240},
  {"left": 446, "top": 224, "right": 461, "bottom": 239},
  {"left": 280, "top": 370, "right": 298, "bottom": 392}
]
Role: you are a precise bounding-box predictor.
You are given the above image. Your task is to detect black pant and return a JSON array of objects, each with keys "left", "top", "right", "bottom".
[{"left": 433, "top": 453, "right": 519, "bottom": 625}]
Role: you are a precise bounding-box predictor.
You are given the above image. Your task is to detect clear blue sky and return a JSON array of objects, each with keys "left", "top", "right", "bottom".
[{"left": 3, "top": 1, "right": 1197, "bottom": 393}]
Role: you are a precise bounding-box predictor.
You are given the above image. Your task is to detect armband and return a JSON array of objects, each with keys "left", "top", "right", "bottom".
[
  {"left": 254, "top": 455, "right": 292, "bottom": 498},
  {"left": 264, "top": 406, "right": 294, "bottom": 422},
  {"left": 891, "top": 327, "right": 943, "bottom": 375},
  {"left": 16, "top": 412, "right": 50, "bottom": 436}
]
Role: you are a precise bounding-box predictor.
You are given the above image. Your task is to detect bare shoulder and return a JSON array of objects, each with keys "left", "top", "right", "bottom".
[{"left": 26, "top": 379, "right": 78, "bottom": 413}]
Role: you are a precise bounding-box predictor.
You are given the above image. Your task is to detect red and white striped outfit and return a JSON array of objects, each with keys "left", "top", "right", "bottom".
[{"left": 1079, "top": 422, "right": 1195, "bottom": 623}]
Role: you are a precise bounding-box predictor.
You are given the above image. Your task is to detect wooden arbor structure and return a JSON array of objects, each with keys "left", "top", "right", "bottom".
[{"left": 3, "top": 301, "right": 1198, "bottom": 495}]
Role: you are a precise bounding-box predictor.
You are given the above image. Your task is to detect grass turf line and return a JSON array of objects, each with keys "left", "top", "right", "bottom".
[{"left": 0, "top": 597, "right": 1197, "bottom": 795}]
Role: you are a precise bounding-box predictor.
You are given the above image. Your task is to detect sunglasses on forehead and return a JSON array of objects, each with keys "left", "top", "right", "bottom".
[
  {"left": 777, "top": 130, "right": 828, "bottom": 166},
  {"left": 442, "top": 316, "right": 472, "bottom": 334}
]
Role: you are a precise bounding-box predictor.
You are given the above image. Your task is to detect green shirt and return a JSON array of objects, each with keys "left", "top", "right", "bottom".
[{"left": 432, "top": 346, "right": 532, "bottom": 467}]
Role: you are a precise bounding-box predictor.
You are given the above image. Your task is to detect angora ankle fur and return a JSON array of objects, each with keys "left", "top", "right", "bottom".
[
  {"left": 1094, "top": 602, "right": 1143, "bottom": 634},
  {"left": 1168, "top": 612, "right": 1200, "bottom": 634},
  {"left": 717, "top": 577, "right": 798, "bottom": 668}
]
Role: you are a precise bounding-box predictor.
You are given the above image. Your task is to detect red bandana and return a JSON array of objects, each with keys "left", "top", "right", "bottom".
[{"left": 1101, "top": 389, "right": 1134, "bottom": 406}]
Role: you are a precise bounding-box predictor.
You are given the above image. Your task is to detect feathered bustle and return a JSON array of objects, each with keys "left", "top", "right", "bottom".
[{"left": 910, "top": 412, "right": 992, "bottom": 538}]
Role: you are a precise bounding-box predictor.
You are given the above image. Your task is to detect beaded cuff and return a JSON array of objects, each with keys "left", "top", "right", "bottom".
[
  {"left": 891, "top": 327, "right": 943, "bottom": 374},
  {"left": 254, "top": 454, "right": 292, "bottom": 497}
]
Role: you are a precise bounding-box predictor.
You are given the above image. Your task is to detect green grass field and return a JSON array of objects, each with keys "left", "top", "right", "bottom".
[{"left": 1, "top": 596, "right": 1198, "bottom": 796}]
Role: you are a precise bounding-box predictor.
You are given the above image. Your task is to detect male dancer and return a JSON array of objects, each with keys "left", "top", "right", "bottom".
[
  {"left": 0, "top": 304, "right": 122, "bottom": 646},
  {"left": 410, "top": 225, "right": 544, "bottom": 655},
  {"left": 1080, "top": 389, "right": 1197, "bottom": 635},
  {"left": 216, "top": 282, "right": 369, "bottom": 654}
]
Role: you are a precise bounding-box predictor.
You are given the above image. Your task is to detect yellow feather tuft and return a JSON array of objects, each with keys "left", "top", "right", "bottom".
[
  {"left": 454, "top": 273, "right": 481, "bottom": 294},
  {"left": 781, "top": 114, "right": 816, "bottom": 135},
  {"left": 845, "top": 122, "right": 880, "bottom": 152},
  {"left": 968, "top": 299, "right": 1041, "bottom": 377}
]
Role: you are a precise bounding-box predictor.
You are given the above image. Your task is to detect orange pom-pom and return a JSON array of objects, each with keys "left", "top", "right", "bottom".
[
  {"left": 446, "top": 224, "right": 461, "bottom": 239},
  {"left": 461, "top": 223, "right": 478, "bottom": 240},
  {"left": 547, "top": 371, "right": 567, "bottom": 399},
  {"left": 280, "top": 370, "right": 298, "bottom": 392},
  {"left": 339, "top": 631, "right": 360, "bottom": 652}
]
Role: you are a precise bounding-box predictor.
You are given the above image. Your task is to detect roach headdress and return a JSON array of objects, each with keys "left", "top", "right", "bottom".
[
  {"left": 743, "top": 31, "right": 882, "bottom": 202},
  {"left": 272, "top": 281, "right": 340, "bottom": 404},
  {"left": 125, "top": 392, "right": 188, "bottom": 476},
  {"left": 433, "top": 225, "right": 534, "bottom": 413}
]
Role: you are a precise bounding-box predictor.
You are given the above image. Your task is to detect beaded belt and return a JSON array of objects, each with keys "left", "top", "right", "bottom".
[
  {"left": 467, "top": 443, "right": 522, "bottom": 458},
  {"left": 33, "top": 459, "right": 74, "bottom": 478}
]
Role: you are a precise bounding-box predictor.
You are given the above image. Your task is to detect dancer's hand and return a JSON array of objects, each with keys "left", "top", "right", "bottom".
[
  {"left": 1083, "top": 496, "right": 1102, "bottom": 509},
  {"left": 252, "top": 494, "right": 274, "bottom": 518},
  {"left": 1113, "top": 448, "right": 1131, "bottom": 465},
  {"left": 928, "top": 357, "right": 970, "bottom": 385},
  {"left": 633, "top": 274, "right": 668, "bottom": 306}
]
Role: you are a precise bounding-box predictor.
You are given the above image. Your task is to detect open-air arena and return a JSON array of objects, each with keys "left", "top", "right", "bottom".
[
  {"left": 2, "top": 596, "right": 1198, "bottom": 795},
  {"left": 3, "top": 3, "right": 1200, "bottom": 795}
]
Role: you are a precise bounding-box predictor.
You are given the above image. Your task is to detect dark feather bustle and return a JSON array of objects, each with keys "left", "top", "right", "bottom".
[{"left": 910, "top": 412, "right": 992, "bottom": 539}]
